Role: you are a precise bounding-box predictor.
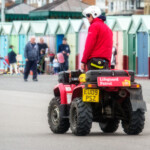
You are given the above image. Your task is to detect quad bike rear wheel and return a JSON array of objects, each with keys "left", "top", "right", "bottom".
[
  {"left": 69, "top": 97, "right": 93, "bottom": 136},
  {"left": 122, "top": 98, "right": 145, "bottom": 135},
  {"left": 99, "top": 119, "right": 119, "bottom": 133},
  {"left": 48, "top": 97, "right": 70, "bottom": 134}
]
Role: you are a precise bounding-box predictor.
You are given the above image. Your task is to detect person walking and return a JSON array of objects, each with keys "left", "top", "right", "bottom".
[
  {"left": 38, "top": 38, "right": 48, "bottom": 73},
  {"left": 24, "top": 36, "right": 39, "bottom": 82},
  {"left": 58, "top": 37, "right": 70, "bottom": 71},
  {"left": 8, "top": 45, "right": 18, "bottom": 75},
  {"left": 39, "top": 49, "right": 45, "bottom": 74},
  {"left": 38, "top": 37, "right": 48, "bottom": 55},
  {"left": 81, "top": 6, "right": 113, "bottom": 70}
]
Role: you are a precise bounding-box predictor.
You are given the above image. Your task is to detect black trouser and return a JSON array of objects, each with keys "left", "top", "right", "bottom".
[
  {"left": 87, "top": 58, "right": 109, "bottom": 70},
  {"left": 24, "top": 60, "right": 37, "bottom": 80},
  {"left": 59, "top": 63, "right": 65, "bottom": 72},
  {"left": 64, "top": 59, "right": 69, "bottom": 71}
]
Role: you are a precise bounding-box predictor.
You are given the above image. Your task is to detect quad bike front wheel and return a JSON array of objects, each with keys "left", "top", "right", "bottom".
[
  {"left": 69, "top": 97, "right": 93, "bottom": 136},
  {"left": 48, "top": 97, "right": 70, "bottom": 134},
  {"left": 99, "top": 119, "right": 119, "bottom": 133},
  {"left": 122, "top": 98, "right": 145, "bottom": 135}
]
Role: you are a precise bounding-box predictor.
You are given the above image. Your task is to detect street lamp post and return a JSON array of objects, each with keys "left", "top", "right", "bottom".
[{"left": 1, "top": 0, "right": 5, "bottom": 22}]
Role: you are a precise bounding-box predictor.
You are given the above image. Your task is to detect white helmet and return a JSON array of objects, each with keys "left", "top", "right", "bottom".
[{"left": 82, "top": 5, "right": 101, "bottom": 18}]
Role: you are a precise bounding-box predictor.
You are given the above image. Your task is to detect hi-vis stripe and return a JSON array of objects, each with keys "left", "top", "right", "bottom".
[{"left": 91, "top": 63, "right": 104, "bottom": 69}]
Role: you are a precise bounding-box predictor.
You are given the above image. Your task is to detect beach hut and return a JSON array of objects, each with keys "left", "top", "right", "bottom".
[
  {"left": 106, "top": 16, "right": 116, "bottom": 30},
  {"left": 19, "top": 21, "right": 30, "bottom": 63},
  {"left": 66, "top": 19, "right": 82, "bottom": 70},
  {"left": 78, "top": 18, "right": 90, "bottom": 69},
  {"left": 10, "top": 21, "right": 22, "bottom": 54},
  {"left": 112, "top": 17, "right": 131, "bottom": 70},
  {"left": 128, "top": 15, "right": 141, "bottom": 73},
  {"left": 0, "top": 23, "right": 12, "bottom": 69},
  {"left": 45, "top": 19, "right": 59, "bottom": 53},
  {"left": 55, "top": 19, "right": 70, "bottom": 53},
  {"left": 27, "top": 21, "right": 47, "bottom": 42},
  {"left": 136, "top": 16, "right": 150, "bottom": 78}
]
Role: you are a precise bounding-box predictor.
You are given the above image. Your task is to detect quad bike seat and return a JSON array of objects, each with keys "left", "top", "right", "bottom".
[{"left": 86, "top": 70, "right": 135, "bottom": 83}]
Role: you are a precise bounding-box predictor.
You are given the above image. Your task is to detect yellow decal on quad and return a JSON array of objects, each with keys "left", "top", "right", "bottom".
[
  {"left": 79, "top": 74, "right": 86, "bottom": 83},
  {"left": 122, "top": 80, "right": 131, "bottom": 87}
]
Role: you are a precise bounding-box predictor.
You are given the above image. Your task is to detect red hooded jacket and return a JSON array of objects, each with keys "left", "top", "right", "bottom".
[{"left": 81, "top": 18, "right": 113, "bottom": 65}]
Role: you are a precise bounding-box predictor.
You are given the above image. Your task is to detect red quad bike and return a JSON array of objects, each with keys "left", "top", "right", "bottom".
[{"left": 48, "top": 70, "right": 146, "bottom": 136}]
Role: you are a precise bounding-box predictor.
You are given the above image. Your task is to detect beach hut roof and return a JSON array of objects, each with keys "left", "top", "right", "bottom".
[
  {"left": 1, "top": 23, "right": 12, "bottom": 35},
  {"left": 46, "top": 19, "right": 59, "bottom": 35},
  {"left": 19, "top": 21, "right": 31, "bottom": 34},
  {"left": 106, "top": 17, "right": 116, "bottom": 30},
  {"left": 11, "top": 21, "right": 22, "bottom": 35},
  {"left": 56, "top": 19, "right": 70, "bottom": 34},
  {"left": 68, "top": 19, "right": 83, "bottom": 33},
  {"left": 29, "top": 21, "right": 47, "bottom": 35},
  {"left": 113, "top": 17, "right": 132, "bottom": 31},
  {"left": 129, "top": 15, "right": 142, "bottom": 34},
  {"left": 70, "top": 19, "right": 83, "bottom": 32},
  {"left": 138, "top": 16, "right": 150, "bottom": 32},
  {"left": 79, "top": 18, "right": 90, "bottom": 32}
]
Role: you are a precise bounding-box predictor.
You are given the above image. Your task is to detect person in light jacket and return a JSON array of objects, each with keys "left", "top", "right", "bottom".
[{"left": 24, "top": 36, "right": 39, "bottom": 82}]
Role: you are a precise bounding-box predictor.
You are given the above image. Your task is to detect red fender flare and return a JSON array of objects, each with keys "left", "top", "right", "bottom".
[
  {"left": 71, "top": 84, "right": 85, "bottom": 101},
  {"left": 54, "top": 83, "right": 76, "bottom": 104}
]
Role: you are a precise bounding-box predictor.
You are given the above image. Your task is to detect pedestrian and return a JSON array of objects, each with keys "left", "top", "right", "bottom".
[
  {"left": 81, "top": 6, "right": 113, "bottom": 70},
  {"left": 57, "top": 52, "right": 65, "bottom": 72},
  {"left": 38, "top": 37, "right": 48, "bottom": 55},
  {"left": 49, "top": 51, "right": 55, "bottom": 74},
  {"left": 38, "top": 38, "right": 48, "bottom": 73},
  {"left": 53, "top": 55, "right": 59, "bottom": 74},
  {"left": 39, "top": 49, "right": 45, "bottom": 74},
  {"left": 111, "top": 46, "right": 117, "bottom": 69},
  {"left": 8, "top": 45, "right": 18, "bottom": 75},
  {"left": 24, "top": 36, "right": 39, "bottom": 82},
  {"left": 58, "top": 37, "right": 70, "bottom": 71}
]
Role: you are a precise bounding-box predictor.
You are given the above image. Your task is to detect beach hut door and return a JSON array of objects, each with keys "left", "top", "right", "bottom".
[
  {"left": 56, "top": 35, "right": 64, "bottom": 53},
  {"left": 0, "top": 36, "right": 8, "bottom": 69},
  {"left": 137, "top": 32, "right": 148, "bottom": 76},
  {"left": 128, "top": 34, "right": 136, "bottom": 72},
  {"left": 19, "top": 35, "right": 26, "bottom": 63}
]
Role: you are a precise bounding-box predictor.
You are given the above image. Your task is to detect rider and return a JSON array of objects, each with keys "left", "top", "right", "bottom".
[{"left": 81, "top": 6, "right": 113, "bottom": 70}]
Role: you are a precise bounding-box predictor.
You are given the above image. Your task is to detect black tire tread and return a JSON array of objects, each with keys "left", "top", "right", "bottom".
[
  {"left": 48, "top": 97, "right": 69, "bottom": 134},
  {"left": 99, "top": 119, "right": 119, "bottom": 133},
  {"left": 69, "top": 97, "right": 93, "bottom": 136},
  {"left": 122, "top": 98, "right": 145, "bottom": 135},
  {"left": 122, "top": 110, "right": 145, "bottom": 135}
]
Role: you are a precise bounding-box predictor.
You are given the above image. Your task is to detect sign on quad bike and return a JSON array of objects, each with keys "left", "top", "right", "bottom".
[{"left": 48, "top": 70, "right": 146, "bottom": 136}]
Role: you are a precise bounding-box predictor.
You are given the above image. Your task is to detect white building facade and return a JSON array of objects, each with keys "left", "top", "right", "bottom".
[
  {"left": 107, "top": 0, "right": 144, "bottom": 15},
  {"left": 26, "top": 0, "right": 54, "bottom": 8}
]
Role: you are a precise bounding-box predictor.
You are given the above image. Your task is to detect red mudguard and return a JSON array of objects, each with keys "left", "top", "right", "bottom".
[
  {"left": 71, "top": 84, "right": 85, "bottom": 101},
  {"left": 54, "top": 83, "right": 76, "bottom": 104}
]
